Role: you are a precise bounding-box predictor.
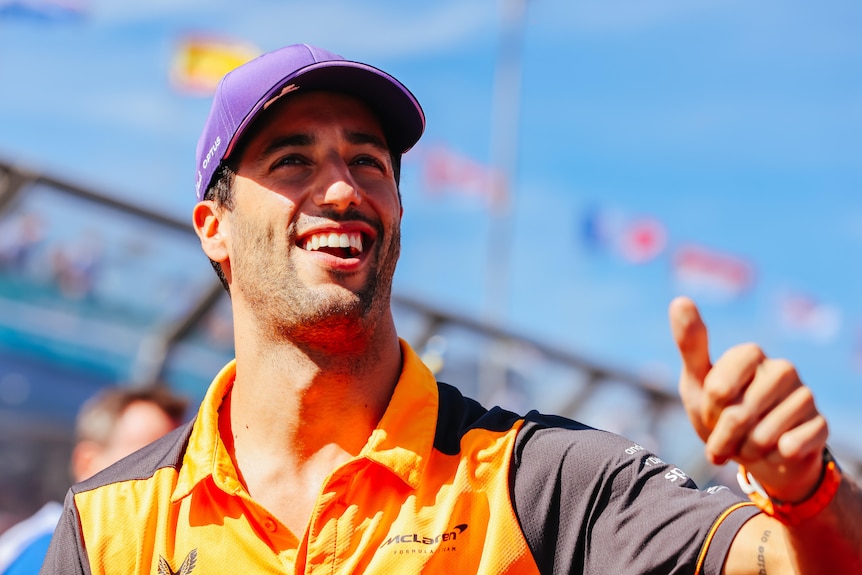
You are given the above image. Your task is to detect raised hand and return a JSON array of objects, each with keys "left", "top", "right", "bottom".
[{"left": 668, "top": 296, "right": 828, "bottom": 503}]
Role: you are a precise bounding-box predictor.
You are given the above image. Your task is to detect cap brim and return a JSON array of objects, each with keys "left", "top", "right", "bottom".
[{"left": 226, "top": 60, "right": 425, "bottom": 161}]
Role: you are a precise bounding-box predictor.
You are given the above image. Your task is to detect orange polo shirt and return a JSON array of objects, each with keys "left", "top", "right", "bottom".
[{"left": 41, "top": 341, "right": 756, "bottom": 575}]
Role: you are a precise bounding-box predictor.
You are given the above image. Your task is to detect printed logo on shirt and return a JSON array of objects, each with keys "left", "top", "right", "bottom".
[
  {"left": 664, "top": 467, "right": 688, "bottom": 482},
  {"left": 158, "top": 549, "right": 197, "bottom": 575},
  {"left": 379, "top": 523, "right": 468, "bottom": 555}
]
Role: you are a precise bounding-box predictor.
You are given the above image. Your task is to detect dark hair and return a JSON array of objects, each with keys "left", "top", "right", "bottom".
[
  {"left": 204, "top": 162, "right": 236, "bottom": 294},
  {"left": 75, "top": 386, "right": 189, "bottom": 446}
]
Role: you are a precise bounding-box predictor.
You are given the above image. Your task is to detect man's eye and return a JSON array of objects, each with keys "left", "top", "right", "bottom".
[
  {"left": 353, "top": 155, "right": 384, "bottom": 170},
  {"left": 273, "top": 155, "right": 306, "bottom": 168}
]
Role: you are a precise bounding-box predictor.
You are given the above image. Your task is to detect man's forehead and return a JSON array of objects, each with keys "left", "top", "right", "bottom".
[
  {"left": 242, "top": 91, "right": 390, "bottom": 150},
  {"left": 265, "top": 91, "right": 385, "bottom": 127}
]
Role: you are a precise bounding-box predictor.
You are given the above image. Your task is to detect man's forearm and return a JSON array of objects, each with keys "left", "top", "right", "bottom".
[
  {"left": 724, "top": 472, "right": 862, "bottom": 574},
  {"left": 784, "top": 473, "right": 862, "bottom": 574}
]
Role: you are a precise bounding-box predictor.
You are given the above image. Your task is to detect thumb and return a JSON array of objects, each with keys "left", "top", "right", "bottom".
[
  {"left": 669, "top": 296, "right": 712, "bottom": 382},
  {"left": 669, "top": 296, "right": 713, "bottom": 439}
]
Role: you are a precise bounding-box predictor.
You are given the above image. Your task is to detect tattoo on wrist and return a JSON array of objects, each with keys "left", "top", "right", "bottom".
[{"left": 756, "top": 530, "right": 771, "bottom": 575}]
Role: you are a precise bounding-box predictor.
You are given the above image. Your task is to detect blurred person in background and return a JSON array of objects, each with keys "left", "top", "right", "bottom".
[
  {"left": 0, "top": 386, "right": 187, "bottom": 575},
  {"left": 41, "top": 43, "right": 862, "bottom": 574}
]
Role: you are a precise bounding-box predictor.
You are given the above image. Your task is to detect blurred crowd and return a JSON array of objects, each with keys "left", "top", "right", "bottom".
[{"left": 0, "top": 385, "right": 188, "bottom": 575}]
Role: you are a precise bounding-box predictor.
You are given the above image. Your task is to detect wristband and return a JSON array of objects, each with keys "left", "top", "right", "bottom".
[{"left": 736, "top": 447, "right": 842, "bottom": 526}]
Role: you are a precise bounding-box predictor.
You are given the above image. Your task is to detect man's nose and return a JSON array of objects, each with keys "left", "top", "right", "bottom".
[{"left": 311, "top": 156, "right": 362, "bottom": 210}]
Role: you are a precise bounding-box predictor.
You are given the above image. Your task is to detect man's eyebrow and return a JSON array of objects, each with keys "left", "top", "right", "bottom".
[
  {"left": 345, "top": 130, "right": 389, "bottom": 152},
  {"left": 260, "top": 134, "right": 314, "bottom": 157}
]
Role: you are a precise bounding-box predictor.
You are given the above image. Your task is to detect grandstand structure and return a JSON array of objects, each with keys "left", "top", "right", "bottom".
[{"left": 1, "top": 157, "right": 859, "bottom": 512}]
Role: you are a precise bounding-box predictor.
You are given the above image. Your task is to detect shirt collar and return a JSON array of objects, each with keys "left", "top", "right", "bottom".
[
  {"left": 172, "top": 339, "right": 439, "bottom": 501},
  {"left": 359, "top": 339, "right": 438, "bottom": 489},
  {"left": 172, "top": 359, "right": 239, "bottom": 502}
]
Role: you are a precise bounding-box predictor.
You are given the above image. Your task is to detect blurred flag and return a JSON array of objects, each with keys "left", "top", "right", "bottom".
[
  {"left": 420, "top": 145, "right": 507, "bottom": 209},
  {"left": 170, "top": 35, "right": 260, "bottom": 96},
  {"left": 777, "top": 291, "right": 841, "bottom": 343},
  {"left": 581, "top": 205, "right": 622, "bottom": 250},
  {"left": 0, "top": 0, "right": 87, "bottom": 21},
  {"left": 617, "top": 216, "right": 667, "bottom": 263},
  {"left": 672, "top": 243, "right": 754, "bottom": 300},
  {"left": 580, "top": 206, "right": 667, "bottom": 264}
]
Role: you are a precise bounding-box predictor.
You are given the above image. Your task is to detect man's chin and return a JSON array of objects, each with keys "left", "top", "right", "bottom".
[{"left": 302, "top": 284, "right": 373, "bottom": 319}]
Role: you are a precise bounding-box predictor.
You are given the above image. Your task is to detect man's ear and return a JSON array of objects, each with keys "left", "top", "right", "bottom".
[{"left": 192, "top": 201, "right": 229, "bottom": 264}]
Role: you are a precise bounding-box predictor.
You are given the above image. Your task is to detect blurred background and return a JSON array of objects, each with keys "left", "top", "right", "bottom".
[{"left": 1, "top": 0, "right": 860, "bottom": 513}]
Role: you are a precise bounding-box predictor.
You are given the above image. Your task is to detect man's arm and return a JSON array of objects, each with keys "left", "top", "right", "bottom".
[
  {"left": 723, "top": 478, "right": 862, "bottom": 574},
  {"left": 669, "top": 296, "right": 862, "bottom": 574}
]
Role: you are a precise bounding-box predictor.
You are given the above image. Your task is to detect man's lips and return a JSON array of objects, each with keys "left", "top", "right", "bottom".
[
  {"left": 299, "top": 230, "right": 363, "bottom": 257},
  {"left": 297, "top": 220, "right": 380, "bottom": 263}
]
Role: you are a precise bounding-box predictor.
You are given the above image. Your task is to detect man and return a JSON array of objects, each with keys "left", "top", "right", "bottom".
[
  {"left": 69, "top": 386, "right": 189, "bottom": 483},
  {"left": 2, "top": 386, "right": 187, "bottom": 575},
  {"left": 41, "top": 43, "right": 861, "bottom": 574}
]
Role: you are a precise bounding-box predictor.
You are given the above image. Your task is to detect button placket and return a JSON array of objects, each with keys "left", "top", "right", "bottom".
[{"left": 304, "top": 462, "right": 364, "bottom": 573}]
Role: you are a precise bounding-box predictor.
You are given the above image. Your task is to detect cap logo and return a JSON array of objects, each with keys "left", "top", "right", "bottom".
[
  {"left": 201, "top": 135, "right": 222, "bottom": 170},
  {"left": 263, "top": 84, "right": 300, "bottom": 111}
]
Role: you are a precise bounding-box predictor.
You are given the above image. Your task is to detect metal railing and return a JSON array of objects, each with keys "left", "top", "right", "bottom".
[{"left": 1, "top": 157, "right": 859, "bottom": 510}]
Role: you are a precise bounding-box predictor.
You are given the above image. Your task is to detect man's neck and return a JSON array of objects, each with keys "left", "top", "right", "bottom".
[{"left": 220, "top": 324, "right": 403, "bottom": 537}]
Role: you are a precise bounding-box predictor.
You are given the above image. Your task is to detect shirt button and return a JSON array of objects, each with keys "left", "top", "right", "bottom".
[{"left": 263, "top": 518, "right": 277, "bottom": 532}]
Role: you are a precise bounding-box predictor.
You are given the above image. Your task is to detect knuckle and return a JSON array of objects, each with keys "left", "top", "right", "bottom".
[
  {"left": 746, "top": 423, "right": 776, "bottom": 454},
  {"left": 793, "top": 385, "right": 816, "bottom": 410},
  {"left": 720, "top": 404, "right": 752, "bottom": 430},
  {"left": 771, "top": 358, "right": 799, "bottom": 381},
  {"left": 738, "top": 342, "right": 766, "bottom": 363},
  {"left": 816, "top": 415, "right": 830, "bottom": 437},
  {"left": 703, "top": 373, "right": 734, "bottom": 405}
]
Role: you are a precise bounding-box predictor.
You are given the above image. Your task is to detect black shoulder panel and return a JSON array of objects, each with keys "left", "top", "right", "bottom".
[{"left": 433, "top": 381, "right": 522, "bottom": 456}]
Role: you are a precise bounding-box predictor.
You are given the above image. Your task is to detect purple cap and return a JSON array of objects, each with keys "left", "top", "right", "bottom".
[{"left": 194, "top": 43, "right": 425, "bottom": 200}]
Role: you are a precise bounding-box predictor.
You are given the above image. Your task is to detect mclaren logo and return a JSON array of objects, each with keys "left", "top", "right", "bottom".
[
  {"left": 158, "top": 549, "right": 197, "bottom": 575},
  {"left": 380, "top": 524, "right": 468, "bottom": 555}
]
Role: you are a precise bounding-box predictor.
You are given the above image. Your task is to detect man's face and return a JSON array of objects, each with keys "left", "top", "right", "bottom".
[
  {"left": 82, "top": 401, "right": 178, "bottom": 480},
  {"left": 220, "top": 91, "right": 402, "bottom": 342}
]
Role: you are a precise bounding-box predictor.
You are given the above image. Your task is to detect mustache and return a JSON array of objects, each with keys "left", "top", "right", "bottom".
[{"left": 298, "top": 208, "right": 384, "bottom": 235}]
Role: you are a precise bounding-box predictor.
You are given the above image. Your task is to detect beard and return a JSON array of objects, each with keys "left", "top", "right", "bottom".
[{"left": 228, "top": 208, "right": 401, "bottom": 353}]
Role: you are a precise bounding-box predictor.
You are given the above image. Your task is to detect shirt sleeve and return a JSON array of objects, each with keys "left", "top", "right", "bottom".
[
  {"left": 510, "top": 412, "right": 759, "bottom": 575},
  {"left": 38, "top": 490, "right": 89, "bottom": 575}
]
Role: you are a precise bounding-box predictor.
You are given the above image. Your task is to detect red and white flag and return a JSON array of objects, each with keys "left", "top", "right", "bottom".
[
  {"left": 616, "top": 216, "right": 667, "bottom": 264},
  {"left": 420, "top": 145, "right": 507, "bottom": 209},
  {"left": 777, "top": 291, "right": 841, "bottom": 343},
  {"left": 672, "top": 243, "right": 754, "bottom": 301},
  {"left": 580, "top": 207, "right": 667, "bottom": 264}
]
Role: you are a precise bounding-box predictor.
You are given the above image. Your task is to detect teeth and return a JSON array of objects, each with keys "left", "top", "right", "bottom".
[{"left": 303, "top": 232, "right": 363, "bottom": 253}]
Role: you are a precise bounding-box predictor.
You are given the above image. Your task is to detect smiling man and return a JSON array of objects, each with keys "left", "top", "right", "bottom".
[{"left": 40, "top": 43, "right": 862, "bottom": 575}]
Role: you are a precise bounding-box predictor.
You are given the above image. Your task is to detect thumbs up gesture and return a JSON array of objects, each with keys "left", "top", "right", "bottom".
[{"left": 668, "top": 296, "right": 829, "bottom": 503}]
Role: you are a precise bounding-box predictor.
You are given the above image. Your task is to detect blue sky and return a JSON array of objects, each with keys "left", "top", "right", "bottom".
[{"left": 1, "top": 0, "right": 860, "bottom": 450}]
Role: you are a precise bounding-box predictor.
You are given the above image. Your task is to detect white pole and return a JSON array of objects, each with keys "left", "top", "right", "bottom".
[
  {"left": 484, "top": 0, "right": 527, "bottom": 323},
  {"left": 479, "top": 0, "right": 528, "bottom": 404}
]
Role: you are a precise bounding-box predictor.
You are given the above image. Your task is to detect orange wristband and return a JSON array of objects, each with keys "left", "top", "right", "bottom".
[{"left": 737, "top": 448, "right": 842, "bottom": 526}]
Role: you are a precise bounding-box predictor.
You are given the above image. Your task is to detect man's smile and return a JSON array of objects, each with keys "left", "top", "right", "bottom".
[{"left": 299, "top": 230, "right": 364, "bottom": 258}]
